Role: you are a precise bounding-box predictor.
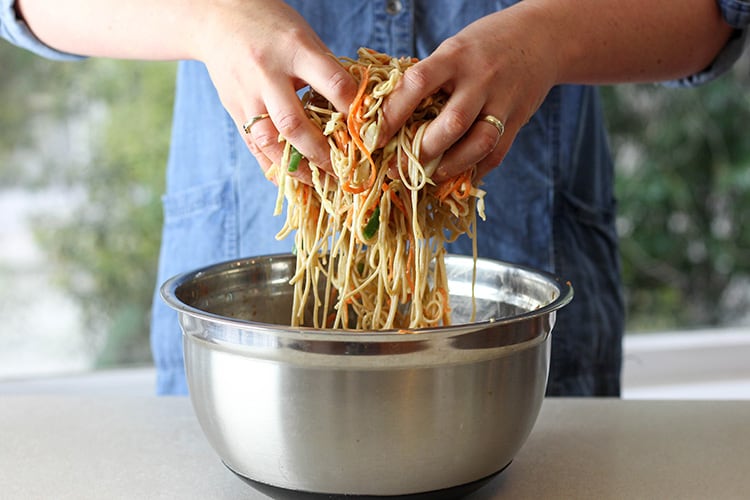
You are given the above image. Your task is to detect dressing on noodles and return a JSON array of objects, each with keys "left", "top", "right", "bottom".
[{"left": 267, "top": 48, "right": 486, "bottom": 330}]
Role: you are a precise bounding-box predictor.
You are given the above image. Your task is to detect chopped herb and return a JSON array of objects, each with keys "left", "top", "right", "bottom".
[
  {"left": 288, "top": 146, "right": 303, "bottom": 172},
  {"left": 363, "top": 206, "right": 380, "bottom": 240}
]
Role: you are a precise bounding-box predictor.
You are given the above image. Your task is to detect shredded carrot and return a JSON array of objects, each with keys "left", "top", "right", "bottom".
[
  {"left": 453, "top": 179, "right": 472, "bottom": 200},
  {"left": 333, "top": 128, "right": 350, "bottom": 150},
  {"left": 435, "top": 169, "right": 473, "bottom": 201},
  {"left": 341, "top": 177, "right": 365, "bottom": 194},
  {"left": 437, "top": 286, "right": 451, "bottom": 325},
  {"left": 278, "top": 48, "right": 484, "bottom": 331},
  {"left": 382, "top": 182, "right": 407, "bottom": 215},
  {"left": 434, "top": 180, "right": 454, "bottom": 201},
  {"left": 308, "top": 204, "right": 320, "bottom": 223},
  {"left": 390, "top": 191, "right": 407, "bottom": 216},
  {"left": 325, "top": 312, "right": 336, "bottom": 328},
  {"left": 345, "top": 65, "right": 377, "bottom": 193}
]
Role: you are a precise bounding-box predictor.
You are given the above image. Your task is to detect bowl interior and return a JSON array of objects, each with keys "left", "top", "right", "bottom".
[{"left": 165, "top": 253, "right": 572, "bottom": 332}]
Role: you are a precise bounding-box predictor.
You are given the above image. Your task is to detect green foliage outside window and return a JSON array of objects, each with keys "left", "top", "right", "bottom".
[
  {"left": 602, "top": 55, "right": 750, "bottom": 330},
  {"left": 1, "top": 46, "right": 174, "bottom": 367}
]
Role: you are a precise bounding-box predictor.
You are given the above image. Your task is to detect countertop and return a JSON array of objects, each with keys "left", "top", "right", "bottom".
[{"left": 1, "top": 395, "right": 748, "bottom": 499}]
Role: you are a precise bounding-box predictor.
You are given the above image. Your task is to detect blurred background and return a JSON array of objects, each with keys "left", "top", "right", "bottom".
[{"left": 1, "top": 43, "right": 749, "bottom": 397}]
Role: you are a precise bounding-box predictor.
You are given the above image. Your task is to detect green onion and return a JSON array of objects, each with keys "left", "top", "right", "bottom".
[
  {"left": 363, "top": 206, "right": 380, "bottom": 240},
  {"left": 288, "top": 146, "right": 303, "bottom": 172}
]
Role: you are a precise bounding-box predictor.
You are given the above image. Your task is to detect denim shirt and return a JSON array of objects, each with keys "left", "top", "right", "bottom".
[{"left": 3, "top": 0, "right": 748, "bottom": 396}]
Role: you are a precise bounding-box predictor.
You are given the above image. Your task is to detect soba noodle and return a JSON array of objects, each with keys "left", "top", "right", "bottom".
[{"left": 268, "top": 48, "right": 486, "bottom": 330}]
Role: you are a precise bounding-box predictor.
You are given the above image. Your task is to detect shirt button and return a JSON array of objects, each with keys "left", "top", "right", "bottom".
[{"left": 386, "top": 0, "right": 403, "bottom": 15}]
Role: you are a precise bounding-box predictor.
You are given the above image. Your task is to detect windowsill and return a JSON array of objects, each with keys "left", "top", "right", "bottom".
[
  {"left": 622, "top": 327, "right": 750, "bottom": 399},
  {"left": 1, "top": 327, "right": 749, "bottom": 399}
]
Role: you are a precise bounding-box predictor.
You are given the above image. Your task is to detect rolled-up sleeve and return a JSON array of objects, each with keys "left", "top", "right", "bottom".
[
  {"left": 1, "top": 0, "right": 84, "bottom": 60},
  {"left": 720, "top": 0, "right": 750, "bottom": 28},
  {"left": 668, "top": 0, "right": 750, "bottom": 87}
]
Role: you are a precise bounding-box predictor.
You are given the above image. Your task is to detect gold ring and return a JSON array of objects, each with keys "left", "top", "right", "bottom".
[
  {"left": 242, "top": 113, "right": 270, "bottom": 134},
  {"left": 479, "top": 114, "right": 505, "bottom": 138}
]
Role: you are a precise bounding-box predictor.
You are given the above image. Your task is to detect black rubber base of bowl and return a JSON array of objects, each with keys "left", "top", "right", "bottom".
[{"left": 224, "top": 462, "right": 509, "bottom": 500}]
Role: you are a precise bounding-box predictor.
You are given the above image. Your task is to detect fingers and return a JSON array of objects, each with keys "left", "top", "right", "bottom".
[
  {"left": 296, "top": 50, "right": 359, "bottom": 115},
  {"left": 381, "top": 58, "right": 511, "bottom": 182},
  {"left": 378, "top": 51, "right": 507, "bottom": 182},
  {"left": 431, "top": 114, "right": 510, "bottom": 183},
  {"left": 375, "top": 8, "right": 560, "bottom": 183},
  {"left": 418, "top": 90, "right": 484, "bottom": 163},
  {"left": 378, "top": 58, "right": 447, "bottom": 150},
  {"left": 240, "top": 51, "right": 357, "bottom": 183},
  {"left": 244, "top": 127, "right": 274, "bottom": 173},
  {"left": 202, "top": 1, "right": 358, "bottom": 184},
  {"left": 243, "top": 116, "right": 315, "bottom": 185},
  {"left": 261, "top": 52, "right": 357, "bottom": 171},
  {"left": 260, "top": 83, "right": 331, "bottom": 169},
  {"left": 474, "top": 119, "right": 513, "bottom": 181}
]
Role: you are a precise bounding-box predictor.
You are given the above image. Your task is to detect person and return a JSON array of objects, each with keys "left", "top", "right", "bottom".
[{"left": 2, "top": 1, "right": 747, "bottom": 396}]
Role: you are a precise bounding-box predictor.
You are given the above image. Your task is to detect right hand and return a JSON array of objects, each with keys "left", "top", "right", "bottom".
[{"left": 195, "top": 0, "right": 359, "bottom": 182}]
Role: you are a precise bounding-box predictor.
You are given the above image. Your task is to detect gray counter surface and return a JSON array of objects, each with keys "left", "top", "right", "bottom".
[{"left": 1, "top": 396, "right": 748, "bottom": 499}]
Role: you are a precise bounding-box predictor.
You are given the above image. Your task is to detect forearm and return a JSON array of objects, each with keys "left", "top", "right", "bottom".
[
  {"left": 15, "top": 0, "right": 210, "bottom": 60},
  {"left": 14, "top": 0, "right": 361, "bottom": 176},
  {"left": 516, "top": 0, "right": 735, "bottom": 85}
]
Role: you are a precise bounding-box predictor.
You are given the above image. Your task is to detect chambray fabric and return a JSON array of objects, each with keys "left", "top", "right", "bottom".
[
  {"left": 2, "top": 0, "right": 746, "bottom": 397},
  {"left": 719, "top": 0, "right": 750, "bottom": 27},
  {"left": 669, "top": 0, "right": 750, "bottom": 86},
  {"left": 0, "top": 0, "right": 84, "bottom": 60}
]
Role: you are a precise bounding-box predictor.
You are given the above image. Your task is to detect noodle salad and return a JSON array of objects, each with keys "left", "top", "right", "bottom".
[{"left": 268, "top": 48, "right": 486, "bottom": 330}]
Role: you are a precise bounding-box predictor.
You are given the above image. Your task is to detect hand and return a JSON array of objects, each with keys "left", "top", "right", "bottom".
[
  {"left": 378, "top": 3, "right": 558, "bottom": 182},
  {"left": 195, "top": 0, "right": 359, "bottom": 182}
]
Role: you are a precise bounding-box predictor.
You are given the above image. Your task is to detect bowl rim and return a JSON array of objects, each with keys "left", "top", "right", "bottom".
[{"left": 159, "top": 253, "right": 574, "bottom": 339}]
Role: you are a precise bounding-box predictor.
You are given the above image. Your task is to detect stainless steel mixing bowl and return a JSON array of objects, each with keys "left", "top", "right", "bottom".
[{"left": 160, "top": 254, "right": 572, "bottom": 497}]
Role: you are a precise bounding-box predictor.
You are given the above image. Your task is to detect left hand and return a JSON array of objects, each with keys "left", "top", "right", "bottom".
[{"left": 377, "top": 3, "right": 558, "bottom": 182}]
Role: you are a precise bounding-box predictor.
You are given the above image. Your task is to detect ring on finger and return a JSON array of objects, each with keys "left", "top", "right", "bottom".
[
  {"left": 478, "top": 114, "right": 505, "bottom": 138},
  {"left": 242, "top": 113, "right": 270, "bottom": 134}
]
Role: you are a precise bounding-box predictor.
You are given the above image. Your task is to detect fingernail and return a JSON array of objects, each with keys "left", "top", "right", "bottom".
[
  {"left": 432, "top": 162, "right": 450, "bottom": 180},
  {"left": 316, "top": 157, "right": 333, "bottom": 172}
]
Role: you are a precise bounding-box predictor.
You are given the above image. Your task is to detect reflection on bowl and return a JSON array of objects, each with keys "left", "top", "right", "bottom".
[{"left": 161, "top": 254, "right": 572, "bottom": 497}]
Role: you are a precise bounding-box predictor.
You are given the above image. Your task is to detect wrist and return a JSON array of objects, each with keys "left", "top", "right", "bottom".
[
  {"left": 501, "top": 1, "right": 568, "bottom": 87},
  {"left": 190, "top": 0, "right": 230, "bottom": 63}
]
